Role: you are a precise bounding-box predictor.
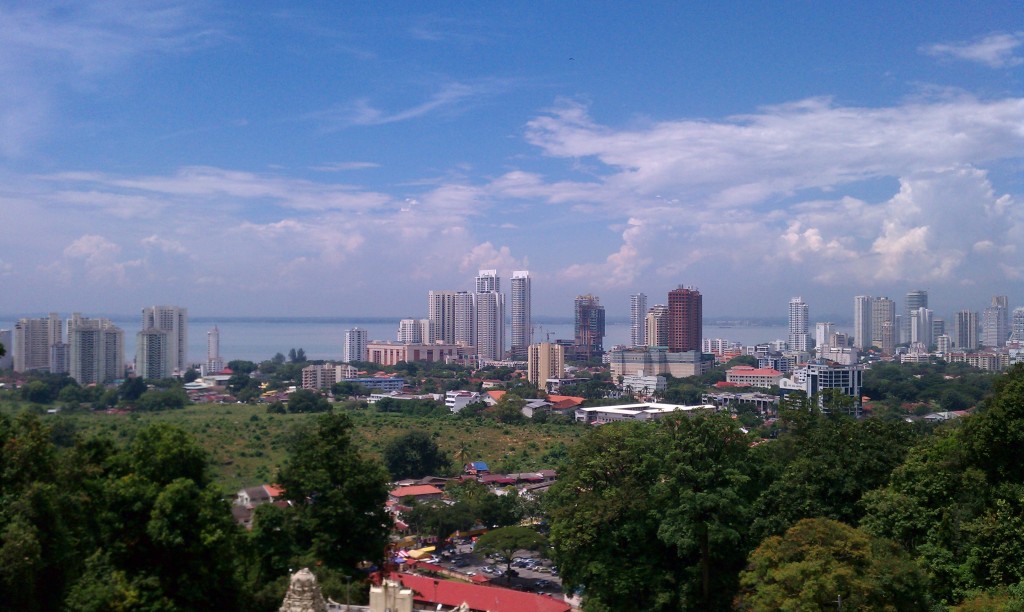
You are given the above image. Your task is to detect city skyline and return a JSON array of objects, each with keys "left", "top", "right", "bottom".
[{"left": 0, "top": 3, "right": 1022, "bottom": 318}]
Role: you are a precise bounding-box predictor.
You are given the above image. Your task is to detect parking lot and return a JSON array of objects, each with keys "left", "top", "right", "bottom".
[{"left": 436, "top": 541, "right": 564, "bottom": 596}]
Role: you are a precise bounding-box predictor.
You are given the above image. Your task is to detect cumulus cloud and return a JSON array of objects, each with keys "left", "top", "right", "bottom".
[
  {"left": 61, "top": 234, "right": 141, "bottom": 284},
  {"left": 459, "top": 242, "right": 526, "bottom": 276},
  {"left": 922, "top": 32, "right": 1024, "bottom": 68}
]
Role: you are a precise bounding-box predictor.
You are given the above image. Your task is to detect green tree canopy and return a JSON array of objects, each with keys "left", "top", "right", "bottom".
[
  {"left": 735, "top": 518, "right": 929, "bottom": 611},
  {"left": 474, "top": 526, "right": 547, "bottom": 579},
  {"left": 287, "top": 389, "right": 331, "bottom": 413},
  {"left": 383, "top": 430, "right": 450, "bottom": 479}
]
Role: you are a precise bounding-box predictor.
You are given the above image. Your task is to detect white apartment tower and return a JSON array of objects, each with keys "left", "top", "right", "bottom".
[
  {"left": 140, "top": 306, "right": 188, "bottom": 375},
  {"left": 853, "top": 295, "right": 872, "bottom": 350},
  {"left": 475, "top": 290, "right": 505, "bottom": 362},
  {"left": 207, "top": 326, "right": 224, "bottom": 374},
  {"left": 510, "top": 271, "right": 532, "bottom": 360},
  {"left": 428, "top": 291, "right": 458, "bottom": 345},
  {"left": 397, "top": 318, "right": 428, "bottom": 344},
  {"left": 1012, "top": 307, "right": 1024, "bottom": 343},
  {"left": 136, "top": 328, "right": 170, "bottom": 379},
  {"left": 903, "top": 290, "right": 928, "bottom": 345},
  {"left": 13, "top": 313, "right": 63, "bottom": 373},
  {"left": 68, "top": 313, "right": 124, "bottom": 384},
  {"left": 630, "top": 293, "right": 648, "bottom": 348},
  {"left": 815, "top": 322, "right": 835, "bottom": 350},
  {"left": 982, "top": 295, "right": 1009, "bottom": 347},
  {"left": 788, "top": 297, "right": 810, "bottom": 352},
  {"left": 453, "top": 291, "right": 475, "bottom": 348},
  {"left": 910, "top": 308, "right": 933, "bottom": 348},
  {"left": 343, "top": 327, "right": 368, "bottom": 363}
]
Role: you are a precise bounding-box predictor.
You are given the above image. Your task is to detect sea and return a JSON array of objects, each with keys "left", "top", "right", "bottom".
[{"left": 3, "top": 314, "right": 847, "bottom": 365}]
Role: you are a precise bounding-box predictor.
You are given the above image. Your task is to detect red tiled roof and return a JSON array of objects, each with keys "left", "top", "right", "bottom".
[
  {"left": 486, "top": 390, "right": 506, "bottom": 401},
  {"left": 390, "top": 485, "right": 444, "bottom": 498},
  {"left": 393, "top": 572, "right": 571, "bottom": 612},
  {"left": 545, "top": 394, "right": 584, "bottom": 406},
  {"left": 264, "top": 484, "right": 285, "bottom": 498}
]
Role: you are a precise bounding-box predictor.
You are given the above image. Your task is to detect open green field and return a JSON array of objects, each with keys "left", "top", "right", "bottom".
[{"left": 21, "top": 403, "right": 585, "bottom": 494}]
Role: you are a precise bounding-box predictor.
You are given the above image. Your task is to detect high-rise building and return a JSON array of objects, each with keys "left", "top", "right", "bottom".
[
  {"left": 904, "top": 290, "right": 928, "bottom": 345},
  {"left": 871, "top": 297, "right": 895, "bottom": 348},
  {"left": 136, "top": 328, "right": 170, "bottom": 379},
  {"left": 397, "top": 318, "right": 425, "bottom": 344},
  {"left": 788, "top": 297, "right": 810, "bottom": 352},
  {"left": 630, "top": 293, "right": 647, "bottom": 348},
  {"left": 909, "top": 308, "right": 933, "bottom": 348},
  {"left": 527, "top": 342, "right": 565, "bottom": 388},
  {"left": 667, "top": 286, "right": 702, "bottom": 353},
  {"left": 932, "top": 318, "right": 946, "bottom": 342},
  {"left": 475, "top": 269, "right": 499, "bottom": 293},
  {"left": 815, "top": 322, "right": 835, "bottom": 350},
  {"left": 475, "top": 290, "right": 505, "bottom": 362},
  {"left": 343, "top": 327, "right": 368, "bottom": 363},
  {"left": 428, "top": 291, "right": 458, "bottom": 345},
  {"left": 936, "top": 334, "right": 952, "bottom": 354},
  {"left": 68, "top": 313, "right": 124, "bottom": 384},
  {"left": 13, "top": 313, "right": 63, "bottom": 373},
  {"left": 1012, "top": 307, "right": 1024, "bottom": 343},
  {"left": 880, "top": 321, "right": 896, "bottom": 356},
  {"left": 982, "top": 295, "right": 1009, "bottom": 347},
  {"left": 141, "top": 306, "right": 188, "bottom": 374},
  {"left": 510, "top": 271, "right": 532, "bottom": 360},
  {"left": 207, "top": 326, "right": 223, "bottom": 373},
  {"left": 574, "top": 294, "right": 606, "bottom": 360},
  {"left": 645, "top": 305, "right": 669, "bottom": 348},
  {"left": 453, "top": 291, "right": 475, "bottom": 348},
  {"left": 953, "top": 310, "right": 979, "bottom": 350},
  {"left": 853, "top": 295, "right": 872, "bottom": 350}
]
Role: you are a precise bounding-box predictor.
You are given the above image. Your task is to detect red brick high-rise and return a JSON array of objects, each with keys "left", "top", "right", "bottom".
[{"left": 668, "top": 286, "right": 702, "bottom": 352}]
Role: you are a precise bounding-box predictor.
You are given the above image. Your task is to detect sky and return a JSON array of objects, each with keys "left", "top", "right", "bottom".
[{"left": 1, "top": 1, "right": 1022, "bottom": 321}]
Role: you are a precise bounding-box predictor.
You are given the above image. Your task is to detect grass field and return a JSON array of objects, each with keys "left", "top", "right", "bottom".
[{"left": 22, "top": 402, "right": 585, "bottom": 494}]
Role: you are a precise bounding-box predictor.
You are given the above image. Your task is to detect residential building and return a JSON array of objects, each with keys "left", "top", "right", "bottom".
[
  {"left": 880, "top": 321, "right": 896, "bottom": 356},
  {"left": 574, "top": 294, "right": 605, "bottom": 360},
  {"left": 13, "top": 313, "right": 62, "bottom": 373},
  {"left": 366, "top": 341, "right": 461, "bottom": 366},
  {"left": 475, "top": 269, "right": 499, "bottom": 293},
  {"left": 206, "top": 325, "right": 223, "bottom": 374},
  {"left": 853, "top": 295, "right": 872, "bottom": 350},
  {"left": 910, "top": 307, "right": 933, "bottom": 348},
  {"left": 397, "top": 318, "right": 428, "bottom": 344},
  {"left": 646, "top": 304, "right": 669, "bottom": 347},
  {"left": 819, "top": 346, "right": 859, "bottom": 366},
  {"left": 453, "top": 291, "right": 475, "bottom": 347},
  {"left": 904, "top": 290, "right": 928, "bottom": 345},
  {"left": 348, "top": 377, "right": 405, "bottom": 392},
  {"left": 301, "top": 363, "right": 357, "bottom": 389},
  {"left": 444, "top": 390, "right": 481, "bottom": 413},
  {"left": 954, "top": 310, "right": 979, "bottom": 350},
  {"left": 427, "top": 290, "right": 457, "bottom": 345},
  {"left": 630, "top": 293, "right": 647, "bottom": 348},
  {"left": 668, "top": 286, "right": 702, "bottom": 352},
  {"left": 141, "top": 306, "right": 188, "bottom": 374},
  {"left": 871, "top": 297, "right": 895, "bottom": 349},
  {"left": 936, "top": 334, "right": 952, "bottom": 354},
  {"left": 814, "top": 322, "right": 834, "bottom": 351},
  {"left": 510, "top": 271, "right": 532, "bottom": 359},
  {"left": 475, "top": 289, "right": 505, "bottom": 362},
  {"left": 343, "top": 327, "right": 368, "bottom": 363},
  {"left": 527, "top": 342, "right": 565, "bottom": 387},
  {"left": 67, "top": 313, "right": 124, "bottom": 384},
  {"left": 982, "top": 295, "right": 1009, "bottom": 347},
  {"left": 788, "top": 297, "right": 810, "bottom": 352},
  {"left": 1012, "top": 307, "right": 1024, "bottom": 343},
  {"left": 49, "top": 342, "right": 69, "bottom": 375},
  {"left": 136, "top": 328, "right": 170, "bottom": 379}
]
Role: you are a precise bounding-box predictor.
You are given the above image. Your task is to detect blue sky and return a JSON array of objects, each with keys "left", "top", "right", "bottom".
[{"left": 1, "top": 1, "right": 1022, "bottom": 321}]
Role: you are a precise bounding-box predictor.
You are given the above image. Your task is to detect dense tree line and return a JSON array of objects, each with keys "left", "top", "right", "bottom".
[
  {"left": 0, "top": 410, "right": 390, "bottom": 611},
  {"left": 546, "top": 365, "right": 1024, "bottom": 610}
]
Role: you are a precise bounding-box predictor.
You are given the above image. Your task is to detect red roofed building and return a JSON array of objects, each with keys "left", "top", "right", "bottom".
[
  {"left": 388, "top": 484, "right": 444, "bottom": 503},
  {"left": 392, "top": 572, "right": 571, "bottom": 612},
  {"left": 725, "top": 365, "right": 783, "bottom": 389}
]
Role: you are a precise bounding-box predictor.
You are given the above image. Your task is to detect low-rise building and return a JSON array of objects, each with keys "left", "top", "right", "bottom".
[
  {"left": 724, "top": 365, "right": 783, "bottom": 388},
  {"left": 301, "top": 363, "right": 358, "bottom": 389},
  {"left": 444, "top": 390, "right": 481, "bottom": 413},
  {"left": 366, "top": 341, "right": 462, "bottom": 366},
  {"left": 574, "top": 402, "right": 716, "bottom": 424},
  {"left": 607, "top": 347, "right": 709, "bottom": 379},
  {"left": 620, "top": 373, "right": 667, "bottom": 396}
]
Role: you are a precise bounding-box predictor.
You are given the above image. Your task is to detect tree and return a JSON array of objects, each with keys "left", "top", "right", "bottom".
[
  {"left": 735, "top": 518, "right": 929, "bottom": 611},
  {"left": 183, "top": 368, "right": 200, "bottom": 383},
  {"left": 119, "top": 376, "right": 147, "bottom": 402},
  {"left": 287, "top": 389, "right": 331, "bottom": 413},
  {"left": 493, "top": 394, "right": 526, "bottom": 424},
  {"left": 135, "top": 388, "right": 189, "bottom": 411},
  {"left": 276, "top": 412, "right": 391, "bottom": 572},
  {"left": 474, "top": 526, "right": 547, "bottom": 580},
  {"left": 227, "top": 360, "right": 258, "bottom": 375},
  {"left": 383, "top": 430, "right": 450, "bottom": 479}
]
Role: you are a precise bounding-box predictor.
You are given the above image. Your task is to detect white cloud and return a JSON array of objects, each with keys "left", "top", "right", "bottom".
[
  {"left": 61, "top": 234, "right": 141, "bottom": 285},
  {"left": 922, "top": 32, "right": 1024, "bottom": 68}
]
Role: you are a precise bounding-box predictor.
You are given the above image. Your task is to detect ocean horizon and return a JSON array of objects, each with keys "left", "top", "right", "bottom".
[{"left": 2, "top": 313, "right": 848, "bottom": 366}]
